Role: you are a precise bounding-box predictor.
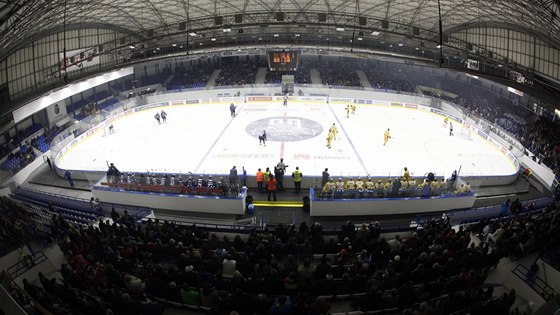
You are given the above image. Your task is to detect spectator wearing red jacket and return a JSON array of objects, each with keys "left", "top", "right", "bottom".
[{"left": 267, "top": 175, "right": 277, "bottom": 201}]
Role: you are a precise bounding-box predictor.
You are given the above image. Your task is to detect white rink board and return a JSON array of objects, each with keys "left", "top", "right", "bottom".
[{"left": 56, "top": 101, "right": 518, "bottom": 178}]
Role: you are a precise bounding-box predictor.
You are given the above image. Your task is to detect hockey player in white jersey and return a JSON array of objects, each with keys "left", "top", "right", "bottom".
[
  {"left": 197, "top": 175, "right": 206, "bottom": 187},
  {"left": 207, "top": 175, "right": 215, "bottom": 188}
]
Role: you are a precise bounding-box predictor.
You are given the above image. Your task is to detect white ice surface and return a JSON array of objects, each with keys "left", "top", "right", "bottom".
[{"left": 56, "top": 102, "right": 518, "bottom": 178}]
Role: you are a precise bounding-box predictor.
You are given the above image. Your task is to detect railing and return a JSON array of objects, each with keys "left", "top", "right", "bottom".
[
  {"left": 512, "top": 264, "right": 555, "bottom": 301},
  {"left": 6, "top": 250, "right": 48, "bottom": 279},
  {"left": 17, "top": 187, "right": 152, "bottom": 221},
  {"left": 540, "top": 249, "right": 560, "bottom": 274},
  {"left": 140, "top": 217, "right": 263, "bottom": 233},
  {"left": 451, "top": 196, "right": 553, "bottom": 224}
]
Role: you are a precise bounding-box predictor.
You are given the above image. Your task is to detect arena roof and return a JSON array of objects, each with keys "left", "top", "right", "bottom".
[{"left": 1, "top": 0, "right": 560, "bottom": 62}]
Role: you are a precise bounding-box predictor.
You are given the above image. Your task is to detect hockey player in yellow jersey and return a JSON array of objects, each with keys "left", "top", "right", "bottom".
[
  {"left": 454, "top": 184, "right": 466, "bottom": 194},
  {"left": 365, "top": 177, "right": 375, "bottom": 190},
  {"left": 355, "top": 177, "right": 364, "bottom": 191},
  {"left": 345, "top": 177, "right": 356, "bottom": 190},
  {"left": 384, "top": 179, "right": 392, "bottom": 189},
  {"left": 322, "top": 178, "right": 336, "bottom": 198},
  {"left": 407, "top": 179, "right": 417, "bottom": 188},
  {"left": 326, "top": 130, "right": 334, "bottom": 149},
  {"left": 430, "top": 179, "right": 440, "bottom": 189},
  {"left": 329, "top": 123, "right": 339, "bottom": 140},
  {"left": 383, "top": 128, "right": 391, "bottom": 146},
  {"left": 346, "top": 105, "right": 351, "bottom": 118},
  {"left": 443, "top": 117, "right": 449, "bottom": 128},
  {"left": 351, "top": 104, "right": 356, "bottom": 114},
  {"left": 364, "top": 177, "right": 374, "bottom": 197},
  {"left": 335, "top": 178, "right": 345, "bottom": 192},
  {"left": 402, "top": 167, "right": 411, "bottom": 181},
  {"left": 375, "top": 180, "right": 385, "bottom": 197}
]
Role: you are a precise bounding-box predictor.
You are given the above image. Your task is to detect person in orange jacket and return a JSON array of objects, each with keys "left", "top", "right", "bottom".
[
  {"left": 256, "top": 168, "right": 265, "bottom": 193},
  {"left": 267, "top": 174, "right": 277, "bottom": 201}
]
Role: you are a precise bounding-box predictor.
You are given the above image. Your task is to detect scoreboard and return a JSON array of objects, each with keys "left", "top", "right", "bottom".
[{"left": 267, "top": 50, "right": 301, "bottom": 71}]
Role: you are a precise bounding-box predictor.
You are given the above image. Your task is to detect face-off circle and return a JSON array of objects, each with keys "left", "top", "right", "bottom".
[{"left": 246, "top": 116, "right": 324, "bottom": 142}]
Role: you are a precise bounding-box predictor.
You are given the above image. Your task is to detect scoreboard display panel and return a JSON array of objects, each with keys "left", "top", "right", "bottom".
[{"left": 267, "top": 50, "right": 301, "bottom": 71}]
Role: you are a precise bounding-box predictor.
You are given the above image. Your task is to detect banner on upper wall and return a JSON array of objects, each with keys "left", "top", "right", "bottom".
[
  {"left": 46, "top": 102, "right": 68, "bottom": 126},
  {"left": 299, "top": 96, "right": 327, "bottom": 102},
  {"left": 248, "top": 96, "right": 272, "bottom": 102},
  {"left": 467, "top": 59, "right": 479, "bottom": 71},
  {"left": 354, "top": 99, "right": 373, "bottom": 104},
  {"left": 329, "top": 97, "right": 353, "bottom": 103},
  {"left": 59, "top": 47, "right": 100, "bottom": 72}
]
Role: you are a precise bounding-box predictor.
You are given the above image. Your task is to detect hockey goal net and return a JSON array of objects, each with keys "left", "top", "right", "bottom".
[
  {"left": 460, "top": 123, "right": 473, "bottom": 141},
  {"left": 102, "top": 125, "right": 113, "bottom": 137}
]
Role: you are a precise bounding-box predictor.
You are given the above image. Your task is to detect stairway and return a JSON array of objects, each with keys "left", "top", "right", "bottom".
[
  {"left": 205, "top": 69, "right": 221, "bottom": 87},
  {"left": 255, "top": 67, "right": 268, "bottom": 84},
  {"left": 356, "top": 70, "right": 372, "bottom": 89},
  {"left": 310, "top": 69, "right": 322, "bottom": 85}
]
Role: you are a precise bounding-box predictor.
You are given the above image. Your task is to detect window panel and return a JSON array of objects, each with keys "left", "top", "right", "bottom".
[
  {"left": 0, "top": 61, "right": 6, "bottom": 85},
  {"left": 87, "top": 35, "right": 96, "bottom": 46},
  {"left": 513, "top": 52, "right": 521, "bottom": 64},
  {"left": 543, "top": 46, "right": 548, "bottom": 60},
  {"left": 537, "top": 59, "right": 544, "bottom": 73},
  {"left": 21, "top": 62, "right": 29, "bottom": 77}
]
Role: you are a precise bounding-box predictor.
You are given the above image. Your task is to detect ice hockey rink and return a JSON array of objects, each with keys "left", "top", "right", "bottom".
[{"left": 56, "top": 101, "right": 519, "bottom": 179}]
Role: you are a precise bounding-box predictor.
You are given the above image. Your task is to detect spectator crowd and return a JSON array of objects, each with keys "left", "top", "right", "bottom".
[
  {"left": 7, "top": 187, "right": 559, "bottom": 314},
  {"left": 215, "top": 59, "right": 265, "bottom": 86}
]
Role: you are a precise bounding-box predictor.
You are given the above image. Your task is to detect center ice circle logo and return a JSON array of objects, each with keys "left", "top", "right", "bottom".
[{"left": 246, "top": 117, "right": 323, "bottom": 142}]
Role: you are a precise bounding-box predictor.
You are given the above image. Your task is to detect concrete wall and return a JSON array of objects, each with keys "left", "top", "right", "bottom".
[
  {"left": 92, "top": 184, "right": 245, "bottom": 215},
  {"left": 0, "top": 154, "right": 46, "bottom": 192},
  {"left": 519, "top": 155, "right": 557, "bottom": 189}
]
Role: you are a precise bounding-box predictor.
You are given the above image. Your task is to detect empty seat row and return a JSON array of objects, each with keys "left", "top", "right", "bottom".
[{"left": 12, "top": 194, "right": 97, "bottom": 224}]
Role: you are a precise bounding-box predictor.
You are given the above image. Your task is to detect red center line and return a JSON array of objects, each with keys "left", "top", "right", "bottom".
[{"left": 280, "top": 108, "right": 288, "bottom": 159}]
